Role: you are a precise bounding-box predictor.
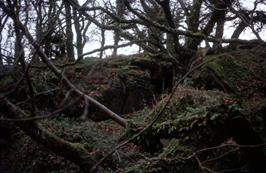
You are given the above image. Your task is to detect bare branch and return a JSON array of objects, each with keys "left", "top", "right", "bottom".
[{"left": 0, "top": 1, "right": 128, "bottom": 128}]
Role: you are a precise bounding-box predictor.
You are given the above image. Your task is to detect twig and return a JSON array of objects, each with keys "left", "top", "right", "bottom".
[
  {"left": 184, "top": 141, "right": 266, "bottom": 173},
  {"left": 218, "top": 165, "right": 247, "bottom": 173},
  {"left": 16, "top": 88, "right": 59, "bottom": 106},
  {"left": 202, "top": 148, "right": 239, "bottom": 164},
  {"left": 58, "top": 88, "right": 74, "bottom": 108},
  {"left": 187, "top": 142, "right": 266, "bottom": 160},
  {"left": 195, "top": 154, "right": 217, "bottom": 173}
]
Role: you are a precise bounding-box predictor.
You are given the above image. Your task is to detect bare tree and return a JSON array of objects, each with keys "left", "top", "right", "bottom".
[
  {"left": 64, "top": 0, "right": 75, "bottom": 61},
  {"left": 0, "top": 12, "right": 7, "bottom": 68},
  {"left": 99, "top": 15, "right": 106, "bottom": 59},
  {"left": 112, "top": 0, "right": 126, "bottom": 56}
]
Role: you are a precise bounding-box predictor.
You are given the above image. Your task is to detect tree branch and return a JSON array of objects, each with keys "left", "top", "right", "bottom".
[
  {"left": 0, "top": 98, "right": 96, "bottom": 172},
  {"left": 0, "top": 1, "right": 128, "bottom": 128}
]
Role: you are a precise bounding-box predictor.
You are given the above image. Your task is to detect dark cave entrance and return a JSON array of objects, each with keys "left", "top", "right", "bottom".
[{"left": 150, "top": 68, "right": 174, "bottom": 94}]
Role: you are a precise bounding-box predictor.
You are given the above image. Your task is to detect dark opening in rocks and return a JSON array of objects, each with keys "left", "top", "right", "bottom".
[{"left": 150, "top": 68, "right": 174, "bottom": 94}]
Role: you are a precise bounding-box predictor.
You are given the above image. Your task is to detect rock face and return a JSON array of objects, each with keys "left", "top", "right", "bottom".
[
  {"left": 190, "top": 48, "right": 266, "bottom": 138},
  {"left": 0, "top": 53, "right": 176, "bottom": 121},
  {"left": 122, "top": 86, "right": 239, "bottom": 172},
  {"left": 57, "top": 54, "right": 177, "bottom": 121},
  {"left": 191, "top": 49, "right": 266, "bottom": 99},
  {"left": 123, "top": 85, "right": 266, "bottom": 172},
  {"left": 120, "top": 48, "right": 266, "bottom": 172}
]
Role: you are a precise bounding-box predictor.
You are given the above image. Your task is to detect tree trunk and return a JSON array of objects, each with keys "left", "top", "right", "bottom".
[
  {"left": 0, "top": 18, "right": 5, "bottom": 68},
  {"left": 185, "top": 0, "right": 203, "bottom": 50},
  {"left": 14, "top": 20, "right": 37, "bottom": 116},
  {"left": 0, "top": 42, "right": 3, "bottom": 68},
  {"left": 113, "top": 0, "right": 125, "bottom": 56},
  {"left": 229, "top": 22, "right": 246, "bottom": 49},
  {"left": 73, "top": 9, "right": 83, "bottom": 58},
  {"left": 213, "top": 9, "right": 226, "bottom": 49},
  {"left": 113, "top": 30, "right": 119, "bottom": 57},
  {"left": 140, "top": 0, "right": 163, "bottom": 52},
  {"left": 159, "top": 0, "right": 180, "bottom": 55},
  {"left": 100, "top": 28, "right": 105, "bottom": 59},
  {"left": 0, "top": 99, "right": 96, "bottom": 172},
  {"left": 64, "top": 1, "right": 75, "bottom": 61},
  {"left": 33, "top": 0, "right": 43, "bottom": 62}
]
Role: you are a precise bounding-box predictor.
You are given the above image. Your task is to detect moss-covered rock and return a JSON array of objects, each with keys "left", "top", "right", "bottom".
[
  {"left": 190, "top": 49, "right": 266, "bottom": 142},
  {"left": 192, "top": 49, "right": 266, "bottom": 99},
  {"left": 42, "top": 54, "right": 177, "bottom": 121},
  {"left": 121, "top": 86, "right": 249, "bottom": 172},
  {"left": 191, "top": 54, "right": 250, "bottom": 95}
]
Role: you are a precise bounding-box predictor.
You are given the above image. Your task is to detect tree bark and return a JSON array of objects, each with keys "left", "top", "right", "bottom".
[
  {"left": 158, "top": 0, "right": 180, "bottom": 55},
  {"left": 229, "top": 22, "right": 246, "bottom": 49},
  {"left": 0, "top": 99, "right": 96, "bottom": 172},
  {"left": 0, "top": 40, "right": 3, "bottom": 68},
  {"left": 186, "top": 1, "right": 229, "bottom": 52},
  {"left": 140, "top": 0, "right": 163, "bottom": 52},
  {"left": 64, "top": 1, "right": 75, "bottom": 61},
  {"left": 0, "top": 16, "right": 7, "bottom": 68},
  {"left": 113, "top": 0, "right": 125, "bottom": 56},
  {"left": 185, "top": 0, "right": 203, "bottom": 50},
  {"left": 213, "top": 9, "right": 226, "bottom": 49},
  {"left": 100, "top": 28, "right": 105, "bottom": 59},
  {"left": 73, "top": 9, "right": 83, "bottom": 58}
]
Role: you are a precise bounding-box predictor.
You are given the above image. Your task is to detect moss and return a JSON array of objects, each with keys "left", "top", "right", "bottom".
[
  {"left": 207, "top": 55, "right": 250, "bottom": 80},
  {"left": 130, "top": 54, "right": 173, "bottom": 71},
  {"left": 159, "top": 139, "right": 192, "bottom": 158},
  {"left": 241, "top": 98, "right": 266, "bottom": 134},
  {"left": 121, "top": 86, "right": 243, "bottom": 171},
  {"left": 0, "top": 75, "right": 14, "bottom": 87},
  {"left": 125, "top": 157, "right": 198, "bottom": 173},
  {"left": 256, "top": 99, "right": 266, "bottom": 109},
  {"left": 125, "top": 161, "right": 148, "bottom": 173},
  {"left": 117, "top": 65, "right": 151, "bottom": 87},
  {"left": 150, "top": 103, "right": 227, "bottom": 145},
  {"left": 196, "top": 54, "right": 253, "bottom": 95},
  {"left": 0, "top": 69, "right": 22, "bottom": 96},
  {"left": 3, "top": 128, "right": 81, "bottom": 173},
  {"left": 147, "top": 88, "right": 225, "bottom": 123},
  {"left": 123, "top": 87, "right": 232, "bottom": 158}
]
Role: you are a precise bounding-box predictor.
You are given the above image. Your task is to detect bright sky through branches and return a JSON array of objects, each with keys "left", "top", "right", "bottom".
[{"left": 76, "top": 0, "right": 265, "bottom": 58}]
